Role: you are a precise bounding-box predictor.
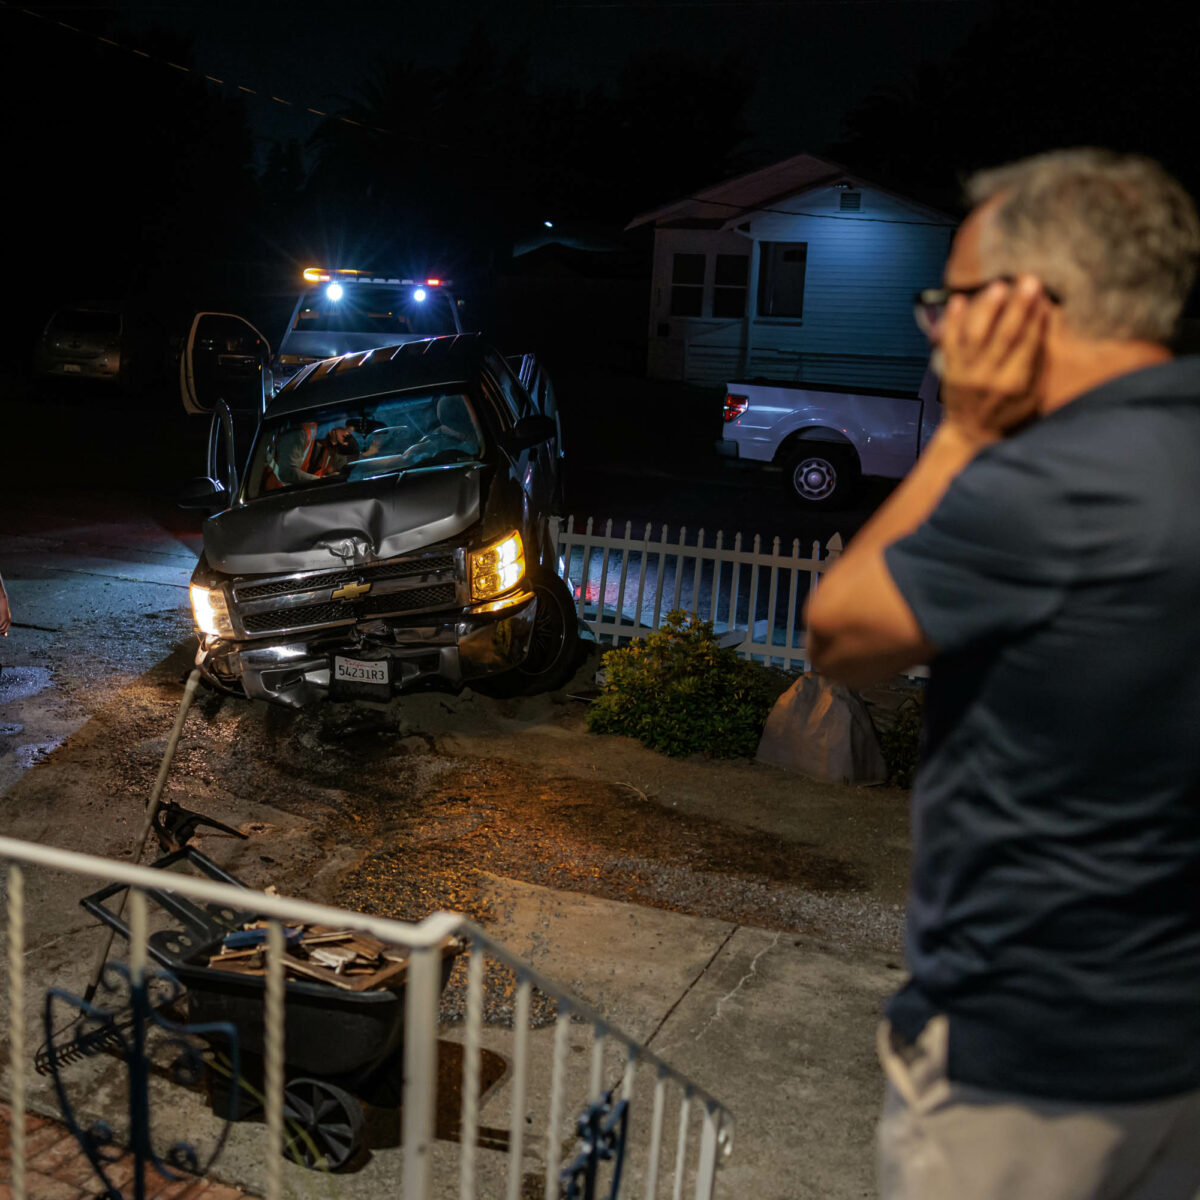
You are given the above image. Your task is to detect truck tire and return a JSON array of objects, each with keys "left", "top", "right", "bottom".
[
  {"left": 473, "top": 569, "right": 581, "bottom": 698},
  {"left": 783, "top": 444, "right": 860, "bottom": 509}
]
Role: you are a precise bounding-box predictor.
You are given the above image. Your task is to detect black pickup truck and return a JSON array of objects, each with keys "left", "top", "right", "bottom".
[{"left": 181, "top": 327, "right": 578, "bottom": 708}]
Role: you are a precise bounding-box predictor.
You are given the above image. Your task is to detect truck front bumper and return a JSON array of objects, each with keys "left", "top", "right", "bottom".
[{"left": 196, "top": 591, "right": 538, "bottom": 709}]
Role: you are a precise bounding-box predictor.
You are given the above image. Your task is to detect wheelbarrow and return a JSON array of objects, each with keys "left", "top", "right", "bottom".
[{"left": 73, "top": 845, "right": 461, "bottom": 1170}]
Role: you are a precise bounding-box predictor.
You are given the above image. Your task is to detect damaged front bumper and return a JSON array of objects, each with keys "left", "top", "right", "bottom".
[{"left": 196, "top": 592, "right": 537, "bottom": 708}]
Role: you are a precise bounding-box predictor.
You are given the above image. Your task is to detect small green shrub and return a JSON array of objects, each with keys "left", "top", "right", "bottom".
[
  {"left": 878, "top": 696, "right": 924, "bottom": 788},
  {"left": 585, "top": 610, "right": 780, "bottom": 758}
]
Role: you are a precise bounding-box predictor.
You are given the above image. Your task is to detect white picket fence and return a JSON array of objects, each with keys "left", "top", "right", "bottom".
[{"left": 552, "top": 516, "right": 843, "bottom": 672}]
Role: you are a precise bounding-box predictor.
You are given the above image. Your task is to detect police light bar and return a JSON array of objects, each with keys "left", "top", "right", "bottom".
[{"left": 302, "top": 267, "right": 450, "bottom": 287}]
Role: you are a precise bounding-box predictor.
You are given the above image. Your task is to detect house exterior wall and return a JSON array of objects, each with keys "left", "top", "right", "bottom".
[{"left": 646, "top": 185, "right": 955, "bottom": 391}]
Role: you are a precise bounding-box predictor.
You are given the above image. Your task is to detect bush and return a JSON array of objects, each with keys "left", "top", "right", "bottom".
[
  {"left": 878, "top": 695, "right": 924, "bottom": 787},
  {"left": 585, "top": 610, "right": 780, "bottom": 758}
]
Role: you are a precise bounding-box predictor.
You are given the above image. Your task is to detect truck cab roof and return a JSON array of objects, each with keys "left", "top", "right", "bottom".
[{"left": 267, "top": 334, "right": 491, "bottom": 418}]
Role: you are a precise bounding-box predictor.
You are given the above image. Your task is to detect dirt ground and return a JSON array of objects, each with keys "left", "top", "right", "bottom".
[{"left": 1, "top": 633, "right": 912, "bottom": 960}]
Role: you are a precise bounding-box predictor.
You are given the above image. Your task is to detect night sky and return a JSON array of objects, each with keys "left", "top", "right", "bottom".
[
  {"left": 7, "top": 0, "right": 1200, "bottom": 355},
  {"left": 110, "top": 0, "right": 989, "bottom": 166}
]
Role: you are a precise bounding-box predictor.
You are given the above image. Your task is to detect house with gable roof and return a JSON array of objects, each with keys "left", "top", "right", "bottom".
[{"left": 626, "top": 153, "right": 957, "bottom": 390}]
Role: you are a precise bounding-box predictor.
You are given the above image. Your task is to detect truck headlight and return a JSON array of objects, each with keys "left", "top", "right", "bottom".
[
  {"left": 190, "top": 583, "right": 235, "bottom": 638},
  {"left": 469, "top": 530, "right": 524, "bottom": 602}
]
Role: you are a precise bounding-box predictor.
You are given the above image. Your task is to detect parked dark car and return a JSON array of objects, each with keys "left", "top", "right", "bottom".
[
  {"left": 181, "top": 330, "right": 577, "bottom": 708},
  {"left": 33, "top": 305, "right": 125, "bottom": 386}
]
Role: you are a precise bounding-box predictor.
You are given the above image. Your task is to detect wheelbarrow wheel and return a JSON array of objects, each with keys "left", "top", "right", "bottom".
[{"left": 282, "top": 1077, "right": 364, "bottom": 1170}]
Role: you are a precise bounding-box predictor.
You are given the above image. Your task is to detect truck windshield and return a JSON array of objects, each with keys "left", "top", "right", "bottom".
[
  {"left": 244, "top": 388, "right": 485, "bottom": 500},
  {"left": 290, "top": 287, "right": 458, "bottom": 338}
]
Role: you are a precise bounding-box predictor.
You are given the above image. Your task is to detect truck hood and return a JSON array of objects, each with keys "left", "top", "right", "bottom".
[{"left": 203, "top": 465, "right": 483, "bottom": 577}]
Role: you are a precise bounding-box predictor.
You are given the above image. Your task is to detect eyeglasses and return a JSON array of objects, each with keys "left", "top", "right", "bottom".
[{"left": 913, "top": 277, "right": 1061, "bottom": 337}]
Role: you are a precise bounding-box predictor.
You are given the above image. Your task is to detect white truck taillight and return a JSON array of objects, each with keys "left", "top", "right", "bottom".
[{"left": 723, "top": 393, "right": 748, "bottom": 422}]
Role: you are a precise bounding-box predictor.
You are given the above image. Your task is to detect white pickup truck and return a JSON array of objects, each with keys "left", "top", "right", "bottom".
[{"left": 717, "top": 367, "right": 942, "bottom": 508}]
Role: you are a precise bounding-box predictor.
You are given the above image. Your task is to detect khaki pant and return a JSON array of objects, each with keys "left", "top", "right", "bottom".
[{"left": 877, "top": 1017, "right": 1200, "bottom": 1200}]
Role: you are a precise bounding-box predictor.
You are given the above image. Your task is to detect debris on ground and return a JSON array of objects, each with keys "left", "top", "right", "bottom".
[{"left": 206, "top": 921, "right": 463, "bottom": 991}]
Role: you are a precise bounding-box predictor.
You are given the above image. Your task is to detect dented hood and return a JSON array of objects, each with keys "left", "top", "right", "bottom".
[{"left": 203, "top": 465, "right": 483, "bottom": 576}]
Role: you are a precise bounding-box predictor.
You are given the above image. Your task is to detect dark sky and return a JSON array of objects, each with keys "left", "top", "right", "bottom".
[{"left": 111, "top": 0, "right": 990, "bottom": 167}]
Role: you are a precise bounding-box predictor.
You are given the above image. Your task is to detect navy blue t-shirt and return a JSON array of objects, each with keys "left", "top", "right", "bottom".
[{"left": 884, "top": 357, "right": 1200, "bottom": 1102}]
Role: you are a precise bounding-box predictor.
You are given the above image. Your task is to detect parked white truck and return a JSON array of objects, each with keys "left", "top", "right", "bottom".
[{"left": 717, "top": 367, "right": 942, "bottom": 508}]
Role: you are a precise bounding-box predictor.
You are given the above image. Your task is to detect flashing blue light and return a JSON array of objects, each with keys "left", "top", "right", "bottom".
[
  {"left": 413, "top": 287, "right": 427, "bottom": 303},
  {"left": 326, "top": 282, "right": 344, "bottom": 301}
]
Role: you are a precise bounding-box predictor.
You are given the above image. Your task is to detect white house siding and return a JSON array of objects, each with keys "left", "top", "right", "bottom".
[
  {"left": 646, "top": 185, "right": 955, "bottom": 390},
  {"left": 647, "top": 227, "right": 751, "bottom": 386}
]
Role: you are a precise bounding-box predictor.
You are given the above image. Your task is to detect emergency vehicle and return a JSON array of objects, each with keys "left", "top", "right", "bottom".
[{"left": 179, "top": 267, "right": 465, "bottom": 415}]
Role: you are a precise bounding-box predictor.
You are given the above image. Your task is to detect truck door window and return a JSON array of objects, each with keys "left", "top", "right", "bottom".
[{"left": 484, "top": 355, "right": 533, "bottom": 424}]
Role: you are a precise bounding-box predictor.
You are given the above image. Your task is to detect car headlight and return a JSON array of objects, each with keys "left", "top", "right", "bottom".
[
  {"left": 469, "top": 530, "right": 524, "bottom": 602},
  {"left": 190, "top": 583, "right": 235, "bottom": 638}
]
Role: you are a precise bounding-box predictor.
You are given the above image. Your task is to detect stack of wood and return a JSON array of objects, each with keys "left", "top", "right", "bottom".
[{"left": 206, "top": 922, "right": 441, "bottom": 991}]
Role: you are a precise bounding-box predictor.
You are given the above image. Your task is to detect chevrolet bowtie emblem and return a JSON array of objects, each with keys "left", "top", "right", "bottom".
[{"left": 332, "top": 581, "right": 371, "bottom": 601}]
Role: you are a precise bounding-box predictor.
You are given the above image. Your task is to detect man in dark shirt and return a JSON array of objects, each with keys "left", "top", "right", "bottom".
[{"left": 806, "top": 150, "right": 1200, "bottom": 1198}]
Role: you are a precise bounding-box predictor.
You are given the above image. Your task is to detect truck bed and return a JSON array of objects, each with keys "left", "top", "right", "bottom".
[{"left": 734, "top": 377, "right": 922, "bottom": 402}]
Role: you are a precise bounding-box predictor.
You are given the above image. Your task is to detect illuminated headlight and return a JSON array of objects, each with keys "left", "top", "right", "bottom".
[
  {"left": 469, "top": 531, "right": 524, "bottom": 602},
  {"left": 326, "top": 282, "right": 344, "bottom": 301},
  {"left": 190, "top": 583, "right": 235, "bottom": 638},
  {"left": 413, "top": 287, "right": 427, "bottom": 303}
]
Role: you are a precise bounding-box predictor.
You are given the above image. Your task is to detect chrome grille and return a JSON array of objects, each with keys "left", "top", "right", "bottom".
[
  {"left": 240, "top": 582, "right": 456, "bottom": 634},
  {"left": 362, "top": 583, "right": 456, "bottom": 617},
  {"left": 235, "top": 553, "right": 456, "bottom": 603},
  {"left": 230, "top": 546, "right": 460, "bottom": 637}
]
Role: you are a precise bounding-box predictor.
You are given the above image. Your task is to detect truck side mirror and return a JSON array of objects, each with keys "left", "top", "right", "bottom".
[
  {"left": 178, "top": 476, "right": 228, "bottom": 512},
  {"left": 511, "top": 414, "right": 557, "bottom": 451}
]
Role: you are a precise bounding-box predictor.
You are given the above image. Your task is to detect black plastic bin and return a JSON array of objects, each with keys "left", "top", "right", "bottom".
[{"left": 79, "top": 847, "right": 458, "bottom": 1168}]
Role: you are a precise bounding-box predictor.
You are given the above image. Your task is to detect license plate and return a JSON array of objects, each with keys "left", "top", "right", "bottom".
[
  {"left": 61, "top": 363, "right": 81, "bottom": 373},
  {"left": 333, "top": 656, "right": 390, "bottom": 685}
]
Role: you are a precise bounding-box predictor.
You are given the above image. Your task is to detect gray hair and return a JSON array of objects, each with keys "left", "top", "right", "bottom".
[{"left": 966, "top": 149, "right": 1200, "bottom": 343}]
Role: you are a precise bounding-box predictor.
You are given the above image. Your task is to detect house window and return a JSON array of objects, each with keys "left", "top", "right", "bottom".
[
  {"left": 757, "top": 242, "right": 808, "bottom": 319},
  {"left": 712, "top": 254, "right": 749, "bottom": 318},
  {"left": 669, "top": 253, "right": 705, "bottom": 317}
]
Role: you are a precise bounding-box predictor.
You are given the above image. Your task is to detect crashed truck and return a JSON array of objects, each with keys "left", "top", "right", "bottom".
[{"left": 178, "top": 304, "right": 579, "bottom": 709}]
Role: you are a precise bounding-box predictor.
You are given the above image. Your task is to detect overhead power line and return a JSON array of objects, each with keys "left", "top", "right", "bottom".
[{"left": 3, "top": 0, "right": 955, "bottom": 227}]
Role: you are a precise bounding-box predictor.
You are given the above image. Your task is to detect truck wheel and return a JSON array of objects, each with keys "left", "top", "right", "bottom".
[
  {"left": 473, "top": 570, "right": 581, "bottom": 697},
  {"left": 783, "top": 445, "right": 860, "bottom": 509}
]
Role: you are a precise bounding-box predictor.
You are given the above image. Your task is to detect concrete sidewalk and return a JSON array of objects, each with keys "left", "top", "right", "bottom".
[{"left": 481, "top": 876, "right": 895, "bottom": 1200}]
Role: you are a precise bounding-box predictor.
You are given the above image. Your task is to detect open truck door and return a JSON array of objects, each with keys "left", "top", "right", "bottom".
[
  {"left": 180, "top": 312, "right": 271, "bottom": 416},
  {"left": 178, "top": 313, "right": 271, "bottom": 512}
]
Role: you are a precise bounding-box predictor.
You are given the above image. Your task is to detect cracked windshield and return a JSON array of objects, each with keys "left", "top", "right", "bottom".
[{"left": 245, "top": 389, "right": 484, "bottom": 497}]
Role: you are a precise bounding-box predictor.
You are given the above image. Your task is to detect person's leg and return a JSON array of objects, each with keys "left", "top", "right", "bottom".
[
  {"left": 1117, "top": 1087, "right": 1200, "bottom": 1200},
  {"left": 876, "top": 1018, "right": 1200, "bottom": 1200}
]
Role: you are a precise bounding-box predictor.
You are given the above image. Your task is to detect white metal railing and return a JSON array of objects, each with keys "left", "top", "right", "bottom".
[
  {"left": 554, "top": 516, "right": 843, "bottom": 672},
  {"left": 1, "top": 835, "right": 733, "bottom": 1200}
]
